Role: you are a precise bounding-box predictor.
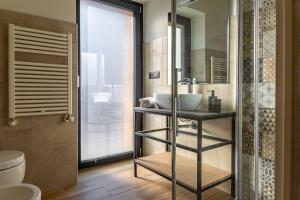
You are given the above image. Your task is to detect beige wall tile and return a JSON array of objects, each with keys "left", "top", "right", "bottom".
[
  {"left": 218, "top": 149, "right": 232, "bottom": 172},
  {"left": 0, "top": 9, "right": 77, "bottom": 192}
]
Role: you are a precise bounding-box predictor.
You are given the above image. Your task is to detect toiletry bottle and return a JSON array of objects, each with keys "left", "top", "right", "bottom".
[
  {"left": 213, "top": 99, "right": 222, "bottom": 113},
  {"left": 207, "top": 90, "right": 217, "bottom": 112}
]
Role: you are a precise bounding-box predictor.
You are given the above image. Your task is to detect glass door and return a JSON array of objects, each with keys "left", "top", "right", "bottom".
[
  {"left": 79, "top": 0, "right": 142, "bottom": 167},
  {"left": 173, "top": 0, "right": 237, "bottom": 199},
  {"left": 240, "top": 0, "right": 277, "bottom": 199}
]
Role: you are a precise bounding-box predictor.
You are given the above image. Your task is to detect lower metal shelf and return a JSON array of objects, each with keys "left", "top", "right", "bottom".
[{"left": 135, "top": 152, "right": 233, "bottom": 193}]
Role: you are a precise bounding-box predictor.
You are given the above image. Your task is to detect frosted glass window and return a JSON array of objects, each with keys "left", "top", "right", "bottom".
[{"left": 80, "top": 0, "right": 134, "bottom": 161}]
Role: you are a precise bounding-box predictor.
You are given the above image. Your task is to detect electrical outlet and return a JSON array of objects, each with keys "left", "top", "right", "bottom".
[{"left": 149, "top": 71, "right": 160, "bottom": 79}]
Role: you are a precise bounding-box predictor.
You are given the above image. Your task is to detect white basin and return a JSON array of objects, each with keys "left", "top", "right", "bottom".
[
  {"left": 153, "top": 93, "right": 203, "bottom": 111},
  {"left": 153, "top": 93, "right": 172, "bottom": 109},
  {"left": 0, "top": 184, "right": 41, "bottom": 200},
  {"left": 178, "top": 93, "right": 203, "bottom": 110}
]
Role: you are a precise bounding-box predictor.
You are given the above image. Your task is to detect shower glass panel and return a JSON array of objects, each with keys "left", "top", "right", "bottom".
[
  {"left": 240, "top": 0, "right": 276, "bottom": 199},
  {"left": 173, "top": 0, "right": 236, "bottom": 199},
  {"left": 80, "top": 0, "right": 134, "bottom": 162},
  {"left": 240, "top": 0, "right": 257, "bottom": 198}
]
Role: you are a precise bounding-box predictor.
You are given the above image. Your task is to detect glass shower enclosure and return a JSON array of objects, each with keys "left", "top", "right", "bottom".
[
  {"left": 170, "top": 0, "right": 276, "bottom": 199},
  {"left": 239, "top": 0, "right": 276, "bottom": 199},
  {"left": 171, "top": 0, "right": 237, "bottom": 199}
]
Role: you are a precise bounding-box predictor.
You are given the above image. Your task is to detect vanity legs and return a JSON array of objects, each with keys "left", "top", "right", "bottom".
[
  {"left": 133, "top": 111, "right": 236, "bottom": 199},
  {"left": 197, "top": 120, "right": 203, "bottom": 200},
  {"left": 133, "top": 112, "right": 138, "bottom": 177},
  {"left": 231, "top": 116, "right": 236, "bottom": 197},
  {"left": 134, "top": 148, "right": 137, "bottom": 177},
  {"left": 133, "top": 112, "right": 145, "bottom": 178},
  {"left": 166, "top": 116, "right": 170, "bottom": 152}
]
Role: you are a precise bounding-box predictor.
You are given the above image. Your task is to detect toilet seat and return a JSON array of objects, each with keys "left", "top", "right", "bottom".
[{"left": 0, "top": 151, "right": 24, "bottom": 171}]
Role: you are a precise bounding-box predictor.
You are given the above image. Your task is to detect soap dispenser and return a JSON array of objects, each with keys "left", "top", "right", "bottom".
[
  {"left": 207, "top": 90, "right": 217, "bottom": 112},
  {"left": 207, "top": 90, "right": 222, "bottom": 113}
]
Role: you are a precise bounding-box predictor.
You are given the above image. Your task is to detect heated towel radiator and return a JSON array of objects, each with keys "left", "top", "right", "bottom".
[
  {"left": 8, "top": 24, "right": 73, "bottom": 126},
  {"left": 210, "top": 56, "right": 228, "bottom": 84}
]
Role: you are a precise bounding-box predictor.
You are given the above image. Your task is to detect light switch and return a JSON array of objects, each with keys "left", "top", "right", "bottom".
[{"left": 149, "top": 71, "right": 160, "bottom": 79}]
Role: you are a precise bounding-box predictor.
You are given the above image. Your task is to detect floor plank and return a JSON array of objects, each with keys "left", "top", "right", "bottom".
[{"left": 43, "top": 160, "right": 232, "bottom": 200}]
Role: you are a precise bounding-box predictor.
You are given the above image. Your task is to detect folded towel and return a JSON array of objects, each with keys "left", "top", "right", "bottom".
[{"left": 139, "top": 97, "right": 158, "bottom": 108}]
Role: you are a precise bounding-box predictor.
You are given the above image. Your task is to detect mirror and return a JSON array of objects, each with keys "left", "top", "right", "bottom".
[{"left": 168, "top": 0, "right": 231, "bottom": 85}]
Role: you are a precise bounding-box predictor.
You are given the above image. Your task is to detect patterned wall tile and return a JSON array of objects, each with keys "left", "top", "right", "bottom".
[
  {"left": 262, "top": 58, "right": 276, "bottom": 82},
  {"left": 260, "top": 108, "right": 276, "bottom": 161},
  {"left": 262, "top": 133, "right": 275, "bottom": 161},
  {"left": 263, "top": 0, "right": 276, "bottom": 11},
  {"left": 242, "top": 0, "right": 276, "bottom": 198},
  {"left": 243, "top": 11, "right": 254, "bottom": 60},
  {"left": 263, "top": 0, "right": 276, "bottom": 31},
  {"left": 243, "top": 10, "right": 264, "bottom": 60},
  {"left": 242, "top": 155, "right": 256, "bottom": 199},
  {"left": 243, "top": 59, "right": 263, "bottom": 83},
  {"left": 242, "top": 83, "right": 255, "bottom": 156},
  {"left": 242, "top": 83, "right": 255, "bottom": 106},
  {"left": 242, "top": 101, "right": 276, "bottom": 157},
  {"left": 260, "top": 108, "right": 276, "bottom": 135},
  {"left": 243, "top": 154, "right": 256, "bottom": 178},
  {"left": 263, "top": 30, "right": 276, "bottom": 58},
  {"left": 242, "top": 102, "right": 255, "bottom": 155},
  {"left": 260, "top": 158, "right": 275, "bottom": 200},
  {"left": 243, "top": 11, "right": 254, "bottom": 32},
  {"left": 243, "top": 46, "right": 253, "bottom": 60},
  {"left": 259, "top": 8, "right": 264, "bottom": 34},
  {"left": 243, "top": 10, "right": 264, "bottom": 36},
  {"left": 259, "top": 82, "right": 276, "bottom": 109},
  {"left": 243, "top": 0, "right": 264, "bottom": 12},
  {"left": 242, "top": 127, "right": 255, "bottom": 155},
  {"left": 243, "top": 60, "right": 254, "bottom": 83},
  {"left": 243, "top": 46, "right": 264, "bottom": 60},
  {"left": 243, "top": 0, "right": 254, "bottom": 12}
]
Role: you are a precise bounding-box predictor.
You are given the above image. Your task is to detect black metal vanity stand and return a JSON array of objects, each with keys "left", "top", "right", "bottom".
[{"left": 133, "top": 107, "right": 236, "bottom": 200}]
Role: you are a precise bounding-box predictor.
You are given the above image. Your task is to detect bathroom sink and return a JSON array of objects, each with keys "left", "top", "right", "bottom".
[
  {"left": 178, "top": 93, "right": 203, "bottom": 111},
  {"left": 153, "top": 93, "right": 203, "bottom": 111},
  {"left": 153, "top": 93, "right": 172, "bottom": 110},
  {"left": 0, "top": 184, "right": 41, "bottom": 200}
]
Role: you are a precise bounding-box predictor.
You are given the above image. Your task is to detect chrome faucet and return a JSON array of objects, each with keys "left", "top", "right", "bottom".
[{"left": 178, "top": 78, "right": 200, "bottom": 93}]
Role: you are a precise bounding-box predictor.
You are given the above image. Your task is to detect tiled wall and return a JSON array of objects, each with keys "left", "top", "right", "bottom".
[
  {"left": 0, "top": 0, "right": 76, "bottom": 23},
  {"left": 242, "top": 0, "right": 276, "bottom": 199},
  {"left": 0, "top": 9, "right": 78, "bottom": 192}
]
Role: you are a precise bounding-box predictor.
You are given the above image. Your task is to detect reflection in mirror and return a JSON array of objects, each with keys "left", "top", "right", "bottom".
[
  {"left": 167, "top": 14, "right": 191, "bottom": 85},
  {"left": 168, "top": 0, "right": 231, "bottom": 85}
]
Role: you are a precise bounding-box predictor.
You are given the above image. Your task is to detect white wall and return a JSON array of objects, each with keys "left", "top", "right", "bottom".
[{"left": 0, "top": 0, "right": 76, "bottom": 23}]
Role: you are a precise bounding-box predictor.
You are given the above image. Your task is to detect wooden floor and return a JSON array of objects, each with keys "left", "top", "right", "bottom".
[{"left": 43, "top": 160, "right": 232, "bottom": 200}]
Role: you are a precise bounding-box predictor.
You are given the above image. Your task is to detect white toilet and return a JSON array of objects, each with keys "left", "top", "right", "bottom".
[
  {"left": 0, "top": 151, "right": 41, "bottom": 200},
  {"left": 0, "top": 151, "right": 25, "bottom": 185}
]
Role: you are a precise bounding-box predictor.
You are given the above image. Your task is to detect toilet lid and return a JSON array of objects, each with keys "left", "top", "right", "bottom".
[{"left": 0, "top": 151, "right": 25, "bottom": 170}]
